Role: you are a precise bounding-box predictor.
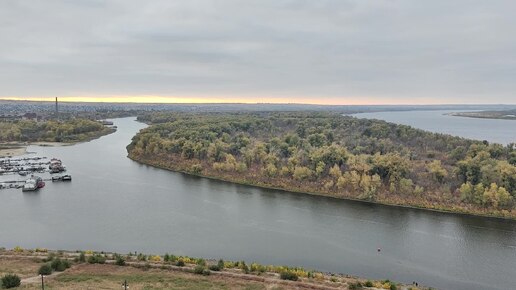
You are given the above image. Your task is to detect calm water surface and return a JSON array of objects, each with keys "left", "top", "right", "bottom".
[
  {"left": 352, "top": 110, "right": 516, "bottom": 145},
  {"left": 1, "top": 117, "right": 515, "bottom": 290}
]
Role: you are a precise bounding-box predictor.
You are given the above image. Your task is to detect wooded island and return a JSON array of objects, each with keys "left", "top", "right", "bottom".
[{"left": 128, "top": 112, "right": 516, "bottom": 218}]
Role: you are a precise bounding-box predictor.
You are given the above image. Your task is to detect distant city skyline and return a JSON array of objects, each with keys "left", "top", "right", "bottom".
[{"left": 1, "top": 1, "right": 516, "bottom": 105}]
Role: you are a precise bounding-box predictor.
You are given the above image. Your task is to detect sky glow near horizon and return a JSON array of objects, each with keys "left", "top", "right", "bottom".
[{"left": 1, "top": 0, "right": 515, "bottom": 105}]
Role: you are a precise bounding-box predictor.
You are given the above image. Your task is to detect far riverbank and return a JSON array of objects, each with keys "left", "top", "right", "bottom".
[{"left": 128, "top": 153, "right": 516, "bottom": 220}]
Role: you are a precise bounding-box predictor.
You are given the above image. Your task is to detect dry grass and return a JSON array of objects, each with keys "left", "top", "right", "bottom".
[
  {"left": 0, "top": 257, "right": 287, "bottom": 290},
  {"left": 0, "top": 257, "right": 43, "bottom": 279}
]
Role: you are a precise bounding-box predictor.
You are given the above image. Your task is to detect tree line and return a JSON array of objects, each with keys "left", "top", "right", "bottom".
[
  {"left": 0, "top": 118, "right": 112, "bottom": 142},
  {"left": 129, "top": 112, "right": 516, "bottom": 217}
]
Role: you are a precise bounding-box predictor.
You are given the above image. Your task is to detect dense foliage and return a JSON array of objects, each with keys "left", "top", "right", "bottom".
[
  {"left": 0, "top": 119, "right": 113, "bottom": 143},
  {"left": 128, "top": 112, "right": 516, "bottom": 217},
  {"left": 1, "top": 274, "right": 21, "bottom": 289}
]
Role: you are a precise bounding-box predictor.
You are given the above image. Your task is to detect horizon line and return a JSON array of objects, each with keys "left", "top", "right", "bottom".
[{"left": 0, "top": 97, "right": 514, "bottom": 107}]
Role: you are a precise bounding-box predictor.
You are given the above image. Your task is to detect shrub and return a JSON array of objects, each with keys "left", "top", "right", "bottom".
[
  {"left": 176, "top": 260, "right": 185, "bottom": 267},
  {"left": 43, "top": 252, "right": 56, "bottom": 262},
  {"left": 279, "top": 271, "right": 298, "bottom": 281},
  {"left": 390, "top": 283, "right": 397, "bottom": 290},
  {"left": 87, "top": 254, "right": 106, "bottom": 264},
  {"left": 164, "top": 253, "right": 170, "bottom": 262},
  {"left": 365, "top": 281, "right": 373, "bottom": 287},
  {"left": 208, "top": 264, "right": 221, "bottom": 271},
  {"left": 250, "top": 263, "right": 266, "bottom": 273},
  {"left": 348, "top": 282, "right": 362, "bottom": 290},
  {"left": 193, "top": 265, "right": 205, "bottom": 275},
  {"left": 242, "top": 263, "right": 249, "bottom": 274},
  {"left": 115, "top": 255, "right": 126, "bottom": 266},
  {"left": 50, "top": 258, "right": 71, "bottom": 271},
  {"left": 149, "top": 255, "right": 161, "bottom": 262},
  {"left": 137, "top": 253, "right": 147, "bottom": 261},
  {"left": 202, "top": 269, "right": 211, "bottom": 276},
  {"left": 38, "top": 264, "right": 53, "bottom": 275},
  {"left": 13, "top": 246, "right": 23, "bottom": 253},
  {"left": 79, "top": 252, "right": 86, "bottom": 263},
  {"left": 196, "top": 259, "right": 206, "bottom": 266},
  {"left": 217, "top": 259, "right": 224, "bottom": 270},
  {"left": 1, "top": 274, "right": 21, "bottom": 289}
]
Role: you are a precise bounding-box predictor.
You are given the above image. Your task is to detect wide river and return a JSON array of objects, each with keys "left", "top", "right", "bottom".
[
  {"left": 1, "top": 116, "right": 515, "bottom": 290},
  {"left": 352, "top": 110, "right": 516, "bottom": 145}
]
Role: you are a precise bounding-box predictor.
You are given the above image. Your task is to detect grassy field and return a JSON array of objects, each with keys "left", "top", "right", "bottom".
[{"left": 0, "top": 249, "right": 426, "bottom": 290}]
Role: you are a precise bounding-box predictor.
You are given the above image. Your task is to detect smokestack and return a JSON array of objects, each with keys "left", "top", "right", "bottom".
[{"left": 55, "top": 97, "right": 58, "bottom": 118}]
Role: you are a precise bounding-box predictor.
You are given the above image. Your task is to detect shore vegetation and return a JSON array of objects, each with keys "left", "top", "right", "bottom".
[
  {"left": 0, "top": 118, "right": 114, "bottom": 143},
  {"left": 129, "top": 112, "right": 516, "bottom": 218}
]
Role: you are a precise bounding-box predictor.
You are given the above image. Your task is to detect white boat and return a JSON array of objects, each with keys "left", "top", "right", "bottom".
[{"left": 22, "top": 180, "right": 38, "bottom": 192}]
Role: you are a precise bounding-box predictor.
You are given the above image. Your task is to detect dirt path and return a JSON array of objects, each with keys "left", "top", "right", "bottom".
[{"left": 21, "top": 270, "right": 65, "bottom": 284}]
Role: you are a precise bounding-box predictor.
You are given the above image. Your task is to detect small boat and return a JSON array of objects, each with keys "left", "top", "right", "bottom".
[
  {"left": 61, "top": 175, "right": 72, "bottom": 181},
  {"left": 22, "top": 180, "right": 38, "bottom": 192},
  {"left": 22, "top": 175, "right": 44, "bottom": 191},
  {"left": 52, "top": 176, "right": 61, "bottom": 182}
]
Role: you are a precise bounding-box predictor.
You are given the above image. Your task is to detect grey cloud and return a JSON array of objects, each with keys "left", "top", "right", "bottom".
[{"left": 0, "top": 0, "right": 515, "bottom": 103}]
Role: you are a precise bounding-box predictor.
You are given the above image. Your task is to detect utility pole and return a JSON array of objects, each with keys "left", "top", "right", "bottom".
[
  {"left": 55, "top": 97, "right": 59, "bottom": 119},
  {"left": 41, "top": 274, "right": 45, "bottom": 290},
  {"left": 122, "top": 279, "right": 128, "bottom": 290}
]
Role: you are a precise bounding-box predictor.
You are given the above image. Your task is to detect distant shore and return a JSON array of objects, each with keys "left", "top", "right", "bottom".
[
  {"left": 449, "top": 111, "right": 516, "bottom": 120},
  {"left": 0, "top": 127, "right": 115, "bottom": 158}
]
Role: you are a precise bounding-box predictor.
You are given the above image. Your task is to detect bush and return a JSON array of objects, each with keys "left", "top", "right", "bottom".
[
  {"left": 240, "top": 261, "right": 249, "bottom": 274},
  {"left": 79, "top": 252, "right": 86, "bottom": 263},
  {"left": 193, "top": 265, "right": 205, "bottom": 275},
  {"left": 38, "top": 264, "right": 53, "bottom": 275},
  {"left": 176, "top": 260, "right": 185, "bottom": 267},
  {"left": 87, "top": 254, "right": 106, "bottom": 264},
  {"left": 1, "top": 274, "right": 21, "bottom": 289},
  {"left": 115, "top": 255, "right": 126, "bottom": 266},
  {"left": 196, "top": 259, "right": 206, "bottom": 266},
  {"left": 217, "top": 259, "right": 224, "bottom": 270},
  {"left": 202, "top": 269, "right": 211, "bottom": 276},
  {"left": 208, "top": 264, "right": 221, "bottom": 271},
  {"left": 279, "top": 271, "right": 298, "bottom": 281},
  {"left": 43, "top": 252, "right": 56, "bottom": 262},
  {"left": 390, "top": 284, "right": 397, "bottom": 290},
  {"left": 365, "top": 281, "right": 373, "bottom": 287},
  {"left": 137, "top": 253, "right": 147, "bottom": 261},
  {"left": 50, "top": 258, "right": 71, "bottom": 272},
  {"left": 348, "top": 282, "right": 362, "bottom": 290}
]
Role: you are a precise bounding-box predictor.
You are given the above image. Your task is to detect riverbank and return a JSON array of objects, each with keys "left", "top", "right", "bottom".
[
  {"left": 449, "top": 111, "right": 516, "bottom": 120},
  {"left": 0, "top": 127, "right": 115, "bottom": 158},
  {"left": 0, "top": 248, "right": 423, "bottom": 290},
  {"left": 128, "top": 153, "right": 516, "bottom": 220},
  {"left": 0, "top": 145, "right": 26, "bottom": 158}
]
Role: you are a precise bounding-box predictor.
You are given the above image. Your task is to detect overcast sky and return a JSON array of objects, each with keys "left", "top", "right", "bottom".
[{"left": 1, "top": 0, "right": 515, "bottom": 104}]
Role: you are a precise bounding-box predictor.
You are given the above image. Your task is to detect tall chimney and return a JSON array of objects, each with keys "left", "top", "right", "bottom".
[{"left": 55, "top": 97, "right": 58, "bottom": 117}]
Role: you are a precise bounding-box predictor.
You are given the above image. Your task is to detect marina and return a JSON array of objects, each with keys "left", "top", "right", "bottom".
[{"left": 0, "top": 156, "right": 71, "bottom": 191}]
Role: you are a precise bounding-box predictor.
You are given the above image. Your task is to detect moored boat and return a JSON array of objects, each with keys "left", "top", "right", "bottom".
[{"left": 22, "top": 175, "right": 44, "bottom": 192}]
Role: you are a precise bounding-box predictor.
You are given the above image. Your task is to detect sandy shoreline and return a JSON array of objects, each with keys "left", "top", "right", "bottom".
[
  {"left": 0, "top": 142, "right": 73, "bottom": 157},
  {"left": 0, "top": 146, "right": 27, "bottom": 157}
]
